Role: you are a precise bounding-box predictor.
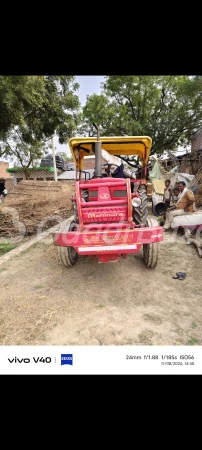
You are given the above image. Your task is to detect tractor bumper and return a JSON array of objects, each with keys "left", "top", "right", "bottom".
[{"left": 53, "top": 226, "right": 163, "bottom": 257}]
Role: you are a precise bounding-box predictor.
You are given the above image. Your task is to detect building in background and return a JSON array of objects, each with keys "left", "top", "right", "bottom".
[
  {"left": 191, "top": 127, "right": 202, "bottom": 152},
  {"left": 0, "top": 161, "right": 14, "bottom": 195}
]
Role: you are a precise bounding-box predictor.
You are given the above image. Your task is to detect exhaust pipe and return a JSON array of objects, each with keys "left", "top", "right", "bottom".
[{"left": 93, "top": 123, "right": 102, "bottom": 178}]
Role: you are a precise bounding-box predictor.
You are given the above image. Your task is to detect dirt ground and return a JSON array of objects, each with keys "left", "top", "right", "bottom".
[
  {"left": 0, "top": 180, "right": 75, "bottom": 238},
  {"left": 0, "top": 218, "right": 202, "bottom": 346}
]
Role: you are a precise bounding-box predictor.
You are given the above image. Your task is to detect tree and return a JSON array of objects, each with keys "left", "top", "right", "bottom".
[
  {"left": 0, "top": 76, "right": 82, "bottom": 165},
  {"left": 25, "top": 76, "right": 82, "bottom": 144},
  {"left": 0, "top": 76, "right": 45, "bottom": 140},
  {"left": 1, "top": 130, "right": 49, "bottom": 179},
  {"left": 81, "top": 76, "right": 202, "bottom": 155}
]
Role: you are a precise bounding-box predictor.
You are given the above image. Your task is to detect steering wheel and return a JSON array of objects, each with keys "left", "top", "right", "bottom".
[{"left": 102, "top": 163, "right": 120, "bottom": 176}]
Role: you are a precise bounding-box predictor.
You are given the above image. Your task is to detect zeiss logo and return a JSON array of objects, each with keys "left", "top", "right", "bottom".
[{"left": 61, "top": 354, "right": 73, "bottom": 366}]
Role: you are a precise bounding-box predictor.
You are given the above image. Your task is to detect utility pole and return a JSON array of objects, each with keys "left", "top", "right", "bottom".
[{"left": 51, "top": 130, "right": 57, "bottom": 181}]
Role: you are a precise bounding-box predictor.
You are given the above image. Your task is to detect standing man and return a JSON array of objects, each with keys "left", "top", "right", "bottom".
[{"left": 163, "top": 181, "right": 195, "bottom": 231}]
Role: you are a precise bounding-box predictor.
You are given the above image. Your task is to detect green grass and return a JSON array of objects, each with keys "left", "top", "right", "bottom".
[
  {"left": 187, "top": 337, "right": 200, "bottom": 345},
  {"left": 34, "top": 284, "right": 44, "bottom": 289},
  {"left": 0, "top": 242, "right": 16, "bottom": 256}
]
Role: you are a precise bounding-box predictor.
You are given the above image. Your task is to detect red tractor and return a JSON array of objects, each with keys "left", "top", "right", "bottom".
[{"left": 53, "top": 126, "right": 163, "bottom": 268}]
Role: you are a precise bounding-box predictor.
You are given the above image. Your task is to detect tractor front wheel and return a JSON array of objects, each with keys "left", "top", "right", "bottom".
[
  {"left": 143, "top": 217, "right": 159, "bottom": 268},
  {"left": 133, "top": 185, "right": 148, "bottom": 225},
  {"left": 58, "top": 219, "right": 78, "bottom": 267}
]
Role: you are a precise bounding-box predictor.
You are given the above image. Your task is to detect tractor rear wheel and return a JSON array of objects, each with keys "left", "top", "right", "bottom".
[
  {"left": 58, "top": 219, "right": 78, "bottom": 267},
  {"left": 133, "top": 185, "right": 148, "bottom": 225},
  {"left": 143, "top": 217, "right": 159, "bottom": 268}
]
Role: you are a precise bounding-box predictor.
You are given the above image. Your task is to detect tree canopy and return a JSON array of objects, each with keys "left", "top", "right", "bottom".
[
  {"left": 0, "top": 75, "right": 81, "bottom": 167},
  {"left": 2, "top": 75, "right": 202, "bottom": 171},
  {"left": 82, "top": 76, "right": 202, "bottom": 154}
]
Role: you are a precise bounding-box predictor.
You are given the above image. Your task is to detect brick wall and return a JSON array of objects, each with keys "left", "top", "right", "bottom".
[
  {"left": 83, "top": 157, "right": 95, "bottom": 169},
  {"left": 5, "top": 178, "right": 14, "bottom": 192},
  {"left": 13, "top": 169, "right": 62, "bottom": 183},
  {"left": 82, "top": 157, "right": 108, "bottom": 169},
  {"left": 179, "top": 158, "right": 201, "bottom": 175},
  {"left": 69, "top": 156, "right": 106, "bottom": 170},
  {"left": 191, "top": 128, "right": 202, "bottom": 151},
  {"left": 0, "top": 161, "right": 13, "bottom": 178},
  {"left": 179, "top": 161, "right": 193, "bottom": 174}
]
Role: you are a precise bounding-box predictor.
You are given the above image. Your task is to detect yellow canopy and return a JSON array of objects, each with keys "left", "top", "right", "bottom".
[{"left": 68, "top": 136, "right": 152, "bottom": 169}]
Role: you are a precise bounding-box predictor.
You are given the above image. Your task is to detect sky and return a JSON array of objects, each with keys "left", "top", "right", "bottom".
[
  {"left": 55, "top": 76, "right": 105, "bottom": 157},
  {"left": 75, "top": 76, "right": 105, "bottom": 106}
]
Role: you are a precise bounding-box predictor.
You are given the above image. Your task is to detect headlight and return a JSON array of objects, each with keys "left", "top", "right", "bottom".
[{"left": 132, "top": 197, "right": 142, "bottom": 207}]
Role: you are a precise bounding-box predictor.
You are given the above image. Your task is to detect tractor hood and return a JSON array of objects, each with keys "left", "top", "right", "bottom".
[{"left": 68, "top": 136, "right": 152, "bottom": 169}]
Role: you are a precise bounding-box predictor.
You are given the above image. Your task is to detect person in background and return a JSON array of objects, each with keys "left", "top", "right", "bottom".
[
  {"left": 163, "top": 179, "right": 172, "bottom": 210},
  {"left": 163, "top": 181, "right": 195, "bottom": 231},
  {"left": 170, "top": 186, "right": 180, "bottom": 206},
  {"left": 3, "top": 187, "right": 7, "bottom": 197},
  {"left": 101, "top": 149, "right": 124, "bottom": 178}
]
